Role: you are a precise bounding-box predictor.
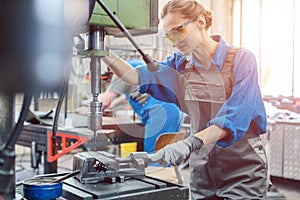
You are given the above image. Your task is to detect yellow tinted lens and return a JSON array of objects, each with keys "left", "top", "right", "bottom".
[{"left": 166, "top": 27, "right": 187, "bottom": 43}]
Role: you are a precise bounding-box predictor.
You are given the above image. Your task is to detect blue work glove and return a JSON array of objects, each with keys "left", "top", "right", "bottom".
[{"left": 149, "top": 135, "right": 203, "bottom": 166}]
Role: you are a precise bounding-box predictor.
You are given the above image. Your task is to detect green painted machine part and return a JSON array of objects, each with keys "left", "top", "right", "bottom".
[{"left": 89, "top": 0, "right": 158, "bottom": 36}]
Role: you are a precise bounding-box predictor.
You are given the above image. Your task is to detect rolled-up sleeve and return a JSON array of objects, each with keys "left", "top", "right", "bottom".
[{"left": 208, "top": 49, "right": 267, "bottom": 147}]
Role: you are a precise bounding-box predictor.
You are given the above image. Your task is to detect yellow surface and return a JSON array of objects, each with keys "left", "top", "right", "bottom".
[{"left": 120, "top": 142, "right": 137, "bottom": 158}]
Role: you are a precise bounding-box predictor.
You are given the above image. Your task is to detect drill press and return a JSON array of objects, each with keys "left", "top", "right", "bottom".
[{"left": 81, "top": 0, "right": 159, "bottom": 150}]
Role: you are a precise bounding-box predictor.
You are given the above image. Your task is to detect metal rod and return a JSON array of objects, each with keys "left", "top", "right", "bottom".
[
  {"left": 96, "top": 0, "right": 146, "bottom": 58},
  {"left": 50, "top": 170, "right": 80, "bottom": 183},
  {"left": 94, "top": 131, "right": 97, "bottom": 151},
  {"left": 95, "top": 0, "right": 159, "bottom": 72}
]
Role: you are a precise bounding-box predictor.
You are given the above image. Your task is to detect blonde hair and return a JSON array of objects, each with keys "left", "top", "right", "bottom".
[{"left": 161, "top": 0, "right": 213, "bottom": 30}]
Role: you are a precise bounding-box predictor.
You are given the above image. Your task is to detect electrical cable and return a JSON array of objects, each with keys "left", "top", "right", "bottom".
[
  {"left": 52, "top": 57, "right": 72, "bottom": 138},
  {"left": 52, "top": 82, "right": 68, "bottom": 139},
  {"left": 4, "top": 92, "right": 33, "bottom": 151},
  {"left": 51, "top": 56, "right": 72, "bottom": 157}
]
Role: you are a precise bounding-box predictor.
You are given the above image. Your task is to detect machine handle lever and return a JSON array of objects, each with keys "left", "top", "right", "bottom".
[
  {"left": 95, "top": 0, "right": 159, "bottom": 72},
  {"left": 50, "top": 170, "right": 80, "bottom": 183}
]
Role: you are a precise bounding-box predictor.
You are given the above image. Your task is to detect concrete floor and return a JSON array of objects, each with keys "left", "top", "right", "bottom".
[{"left": 14, "top": 146, "right": 300, "bottom": 200}]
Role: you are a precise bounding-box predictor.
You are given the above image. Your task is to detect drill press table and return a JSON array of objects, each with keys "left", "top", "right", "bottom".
[{"left": 64, "top": 176, "right": 189, "bottom": 200}]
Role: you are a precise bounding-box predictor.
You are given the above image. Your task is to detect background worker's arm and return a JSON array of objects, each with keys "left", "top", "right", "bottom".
[
  {"left": 100, "top": 73, "right": 134, "bottom": 110},
  {"left": 109, "top": 94, "right": 127, "bottom": 109},
  {"left": 98, "top": 91, "right": 117, "bottom": 110},
  {"left": 103, "top": 52, "right": 139, "bottom": 85}
]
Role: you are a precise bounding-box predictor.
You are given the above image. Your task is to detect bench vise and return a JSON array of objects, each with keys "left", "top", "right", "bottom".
[{"left": 73, "top": 151, "right": 150, "bottom": 184}]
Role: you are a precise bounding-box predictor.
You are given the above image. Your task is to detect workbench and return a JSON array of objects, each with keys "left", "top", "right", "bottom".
[{"left": 17, "top": 115, "right": 145, "bottom": 173}]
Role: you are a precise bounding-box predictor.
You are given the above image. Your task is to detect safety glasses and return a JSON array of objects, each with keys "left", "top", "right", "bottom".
[{"left": 165, "top": 18, "right": 197, "bottom": 43}]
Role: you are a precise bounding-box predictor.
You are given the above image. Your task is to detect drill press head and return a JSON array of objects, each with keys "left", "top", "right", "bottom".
[
  {"left": 69, "top": 0, "right": 158, "bottom": 36},
  {"left": 90, "top": 0, "right": 158, "bottom": 36}
]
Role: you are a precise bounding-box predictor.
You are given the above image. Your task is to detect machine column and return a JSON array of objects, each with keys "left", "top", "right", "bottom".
[{"left": 0, "top": 93, "right": 15, "bottom": 199}]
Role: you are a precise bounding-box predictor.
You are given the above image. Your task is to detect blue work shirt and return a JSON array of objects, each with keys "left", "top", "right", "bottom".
[{"left": 137, "top": 36, "right": 267, "bottom": 147}]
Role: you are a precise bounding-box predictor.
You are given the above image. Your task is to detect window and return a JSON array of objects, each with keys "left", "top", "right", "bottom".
[{"left": 233, "top": 0, "right": 299, "bottom": 97}]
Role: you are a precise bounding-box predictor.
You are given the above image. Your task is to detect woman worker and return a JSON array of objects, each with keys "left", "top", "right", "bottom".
[{"left": 102, "top": 0, "right": 268, "bottom": 199}]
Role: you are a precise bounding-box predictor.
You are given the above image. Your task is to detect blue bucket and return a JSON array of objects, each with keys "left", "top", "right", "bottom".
[{"left": 23, "top": 177, "right": 63, "bottom": 200}]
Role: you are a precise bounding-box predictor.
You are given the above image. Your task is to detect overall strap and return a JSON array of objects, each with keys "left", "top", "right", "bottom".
[
  {"left": 221, "top": 47, "right": 241, "bottom": 99},
  {"left": 222, "top": 47, "right": 241, "bottom": 72}
]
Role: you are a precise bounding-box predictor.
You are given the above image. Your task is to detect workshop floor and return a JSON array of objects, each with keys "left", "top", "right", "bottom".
[{"left": 15, "top": 146, "right": 300, "bottom": 200}]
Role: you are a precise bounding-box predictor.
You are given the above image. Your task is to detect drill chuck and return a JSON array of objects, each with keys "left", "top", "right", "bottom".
[{"left": 88, "top": 100, "right": 103, "bottom": 132}]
